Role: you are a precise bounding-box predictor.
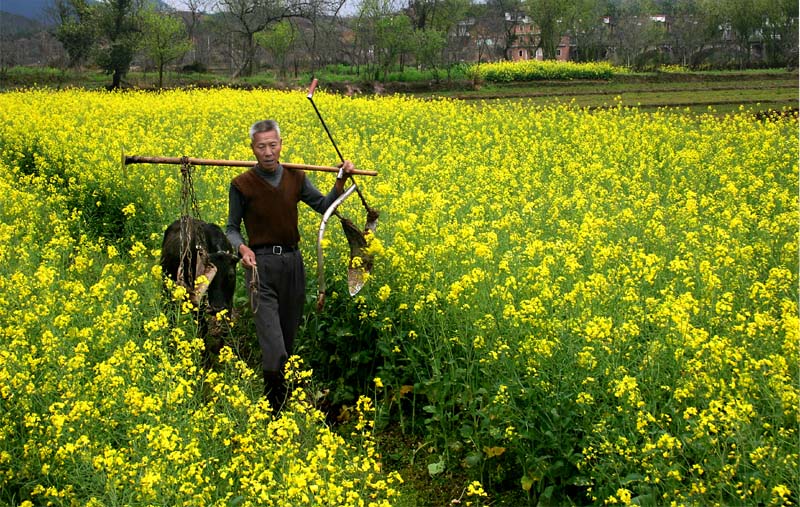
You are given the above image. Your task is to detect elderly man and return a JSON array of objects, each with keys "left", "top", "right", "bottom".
[{"left": 226, "top": 119, "right": 355, "bottom": 411}]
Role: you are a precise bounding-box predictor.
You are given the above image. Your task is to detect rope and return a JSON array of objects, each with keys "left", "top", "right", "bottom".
[
  {"left": 176, "top": 157, "right": 207, "bottom": 314},
  {"left": 248, "top": 265, "right": 261, "bottom": 314},
  {"left": 180, "top": 156, "right": 202, "bottom": 220}
]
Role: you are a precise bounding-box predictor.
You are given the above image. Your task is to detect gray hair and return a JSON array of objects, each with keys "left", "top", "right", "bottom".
[{"left": 249, "top": 120, "right": 281, "bottom": 141}]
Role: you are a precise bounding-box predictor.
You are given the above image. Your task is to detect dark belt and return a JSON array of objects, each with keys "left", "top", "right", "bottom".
[{"left": 252, "top": 244, "right": 297, "bottom": 255}]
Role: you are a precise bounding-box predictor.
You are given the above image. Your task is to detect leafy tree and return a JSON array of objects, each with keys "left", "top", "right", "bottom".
[
  {"left": 374, "top": 14, "right": 414, "bottom": 80},
  {"left": 698, "top": 0, "right": 774, "bottom": 68},
  {"left": 760, "top": 0, "right": 798, "bottom": 68},
  {"left": 350, "top": 0, "right": 413, "bottom": 80},
  {"left": 524, "top": 0, "right": 570, "bottom": 59},
  {"left": 405, "top": 0, "right": 471, "bottom": 74},
  {"left": 413, "top": 28, "right": 446, "bottom": 79},
  {"left": 605, "top": 0, "right": 666, "bottom": 69},
  {"left": 52, "top": 0, "right": 96, "bottom": 68},
  {"left": 141, "top": 8, "right": 193, "bottom": 88},
  {"left": 408, "top": 0, "right": 471, "bottom": 32},
  {"left": 661, "top": 0, "right": 715, "bottom": 68},
  {"left": 566, "top": 0, "right": 610, "bottom": 62},
  {"left": 93, "top": 0, "right": 146, "bottom": 89},
  {"left": 351, "top": 0, "right": 399, "bottom": 77},
  {"left": 254, "top": 19, "right": 298, "bottom": 78}
]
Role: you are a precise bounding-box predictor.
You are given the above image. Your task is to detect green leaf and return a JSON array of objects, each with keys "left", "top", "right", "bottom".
[
  {"left": 622, "top": 473, "right": 644, "bottom": 485},
  {"left": 631, "top": 493, "right": 656, "bottom": 505},
  {"left": 428, "top": 457, "right": 445, "bottom": 476},
  {"left": 521, "top": 474, "right": 534, "bottom": 492},
  {"left": 465, "top": 451, "right": 482, "bottom": 468}
]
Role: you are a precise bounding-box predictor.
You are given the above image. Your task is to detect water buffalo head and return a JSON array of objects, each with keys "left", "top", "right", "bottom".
[{"left": 161, "top": 217, "right": 239, "bottom": 330}]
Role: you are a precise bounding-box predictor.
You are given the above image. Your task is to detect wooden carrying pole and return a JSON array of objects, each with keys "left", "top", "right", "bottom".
[{"left": 124, "top": 155, "right": 378, "bottom": 176}]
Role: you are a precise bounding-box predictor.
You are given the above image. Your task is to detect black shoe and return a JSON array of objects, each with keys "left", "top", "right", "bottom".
[{"left": 263, "top": 370, "right": 287, "bottom": 413}]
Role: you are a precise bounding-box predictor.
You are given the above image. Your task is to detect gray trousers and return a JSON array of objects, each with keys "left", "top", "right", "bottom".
[{"left": 245, "top": 249, "right": 306, "bottom": 373}]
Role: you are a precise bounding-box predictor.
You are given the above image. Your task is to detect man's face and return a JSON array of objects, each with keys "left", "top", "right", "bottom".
[{"left": 251, "top": 130, "right": 282, "bottom": 172}]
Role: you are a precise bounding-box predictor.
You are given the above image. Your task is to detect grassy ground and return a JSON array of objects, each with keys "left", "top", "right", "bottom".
[
  {"left": 414, "top": 72, "right": 798, "bottom": 114},
  {"left": 1, "top": 66, "right": 796, "bottom": 116}
]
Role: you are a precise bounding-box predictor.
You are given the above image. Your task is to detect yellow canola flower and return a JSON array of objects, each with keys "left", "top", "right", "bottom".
[
  {"left": 377, "top": 284, "right": 391, "bottom": 302},
  {"left": 121, "top": 203, "right": 136, "bottom": 217},
  {"left": 0, "top": 88, "right": 796, "bottom": 507}
]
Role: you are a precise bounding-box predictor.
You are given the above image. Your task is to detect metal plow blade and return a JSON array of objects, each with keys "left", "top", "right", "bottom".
[
  {"left": 339, "top": 213, "right": 377, "bottom": 296},
  {"left": 316, "top": 184, "right": 380, "bottom": 310}
]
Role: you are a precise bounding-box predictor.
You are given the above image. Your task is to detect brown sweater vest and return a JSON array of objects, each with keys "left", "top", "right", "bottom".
[{"left": 232, "top": 167, "right": 305, "bottom": 247}]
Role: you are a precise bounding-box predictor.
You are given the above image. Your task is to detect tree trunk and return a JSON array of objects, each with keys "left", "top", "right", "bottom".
[
  {"left": 245, "top": 34, "right": 255, "bottom": 76},
  {"left": 111, "top": 69, "right": 123, "bottom": 89}
]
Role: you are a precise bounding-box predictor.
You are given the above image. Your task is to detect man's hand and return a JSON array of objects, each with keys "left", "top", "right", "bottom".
[
  {"left": 335, "top": 160, "right": 356, "bottom": 193},
  {"left": 338, "top": 160, "right": 356, "bottom": 180},
  {"left": 239, "top": 244, "right": 257, "bottom": 269}
]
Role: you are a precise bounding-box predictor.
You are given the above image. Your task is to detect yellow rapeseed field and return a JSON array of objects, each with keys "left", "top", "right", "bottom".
[{"left": 0, "top": 88, "right": 797, "bottom": 506}]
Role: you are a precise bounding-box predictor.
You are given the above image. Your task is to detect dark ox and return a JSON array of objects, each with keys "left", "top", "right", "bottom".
[{"left": 160, "top": 217, "right": 238, "bottom": 337}]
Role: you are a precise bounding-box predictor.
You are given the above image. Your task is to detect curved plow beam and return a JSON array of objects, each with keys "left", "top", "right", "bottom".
[{"left": 316, "top": 184, "right": 358, "bottom": 311}]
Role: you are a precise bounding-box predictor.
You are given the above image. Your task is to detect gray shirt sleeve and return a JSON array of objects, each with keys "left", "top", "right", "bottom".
[
  {"left": 301, "top": 175, "right": 342, "bottom": 214},
  {"left": 225, "top": 184, "right": 246, "bottom": 252}
]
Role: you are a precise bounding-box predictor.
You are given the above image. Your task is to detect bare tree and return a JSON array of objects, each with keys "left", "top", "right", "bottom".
[
  {"left": 213, "top": 0, "right": 345, "bottom": 77},
  {"left": 602, "top": 0, "right": 665, "bottom": 69},
  {"left": 213, "top": 0, "right": 288, "bottom": 77},
  {"left": 465, "top": 4, "right": 498, "bottom": 62},
  {"left": 181, "top": 0, "right": 212, "bottom": 65},
  {"left": 759, "top": 0, "right": 797, "bottom": 68},
  {"left": 182, "top": 0, "right": 211, "bottom": 36},
  {"left": 429, "top": 0, "right": 471, "bottom": 70},
  {"left": 483, "top": 0, "right": 527, "bottom": 60},
  {"left": 294, "top": 0, "right": 348, "bottom": 75},
  {"left": 698, "top": 0, "right": 774, "bottom": 68}
]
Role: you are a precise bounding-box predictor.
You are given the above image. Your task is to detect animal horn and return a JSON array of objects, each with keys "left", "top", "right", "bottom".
[{"left": 191, "top": 264, "right": 218, "bottom": 306}]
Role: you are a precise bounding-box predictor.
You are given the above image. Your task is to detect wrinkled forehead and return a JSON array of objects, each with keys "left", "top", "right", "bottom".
[{"left": 252, "top": 130, "right": 281, "bottom": 145}]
